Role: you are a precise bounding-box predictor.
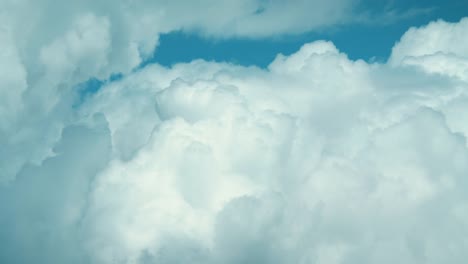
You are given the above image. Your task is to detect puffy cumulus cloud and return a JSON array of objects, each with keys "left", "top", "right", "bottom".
[
  {"left": 0, "top": 114, "right": 111, "bottom": 263},
  {"left": 0, "top": 0, "right": 358, "bottom": 182},
  {"left": 391, "top": 18, "right": 468, "bottom": 63},
  {"left": 2, "top": 6, "right": 468, "bottom": 264},
  {"left": 390, "top": 18, "right": 468, "bottom": 81}
]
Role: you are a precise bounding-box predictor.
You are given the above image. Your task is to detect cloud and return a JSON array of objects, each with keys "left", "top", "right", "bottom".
[
  {"left": 391, "top": 18, "right": 468, "bottom": 64},
  {"left": 1, "top": 1, "right": 468, "bottom": 263},
  {"left": 0, "top": 114, "right": 111, "bottom": 263},
  {"left": 0, "top": 0, "right": 360, "bottom": 182}
]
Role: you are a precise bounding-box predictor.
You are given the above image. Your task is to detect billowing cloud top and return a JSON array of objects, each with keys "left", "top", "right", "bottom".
[{"left": 1, "top": 1, "right": 468, "bottom": 263}]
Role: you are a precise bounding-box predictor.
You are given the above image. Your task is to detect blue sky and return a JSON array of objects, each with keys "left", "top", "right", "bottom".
[
  {"left": 149, "top": 0, "right": 468, "bottom": 67},
  {"left": 82, "top": 0, "right": 468, "bottom": 98}
]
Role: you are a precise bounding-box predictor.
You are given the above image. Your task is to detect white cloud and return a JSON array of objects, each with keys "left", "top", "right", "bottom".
[
  {"left": 1, "top": 1, "right": 468, "bottom": 263},
  {"left": 0, "top": 0, "right": 361, "bottom": 181},
  {"left": 0, "top": 24, "right": 27, "bottom": 130},
  {"left": 390, "top": 18, "right": 468, "bottom": 82},
  {"left": 391, "top": 18, "right": 468, "bottom": 64}
]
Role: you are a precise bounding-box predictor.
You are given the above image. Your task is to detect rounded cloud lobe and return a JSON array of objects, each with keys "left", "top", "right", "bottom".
[{"left": 1, "top": 2, "right": 468, "bottom": 263}]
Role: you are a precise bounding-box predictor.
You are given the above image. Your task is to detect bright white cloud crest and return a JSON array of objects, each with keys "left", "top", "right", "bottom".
[{"left": 1, "top": 1, "right": 468, "bottom": 263}]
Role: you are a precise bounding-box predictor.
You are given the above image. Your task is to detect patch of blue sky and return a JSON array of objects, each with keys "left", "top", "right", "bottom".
[
  {"left": 148, "top": 0, "right": 468, "bottom": 67},
  {"left": 77, "top": 0, "right": 467, "bottom": 103},
  {"left": 74, "top": 73, "right": 123, "bottom": 107}
]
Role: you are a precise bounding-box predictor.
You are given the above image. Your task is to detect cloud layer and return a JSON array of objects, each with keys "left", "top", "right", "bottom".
[{"left": 1, "top": 1, "right": 468, "bottom": 263}]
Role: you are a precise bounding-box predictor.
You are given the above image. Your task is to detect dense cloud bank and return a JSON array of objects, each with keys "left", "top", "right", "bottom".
[{"left": 1, "top": 1, "right": 468, "bottom": 262}]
